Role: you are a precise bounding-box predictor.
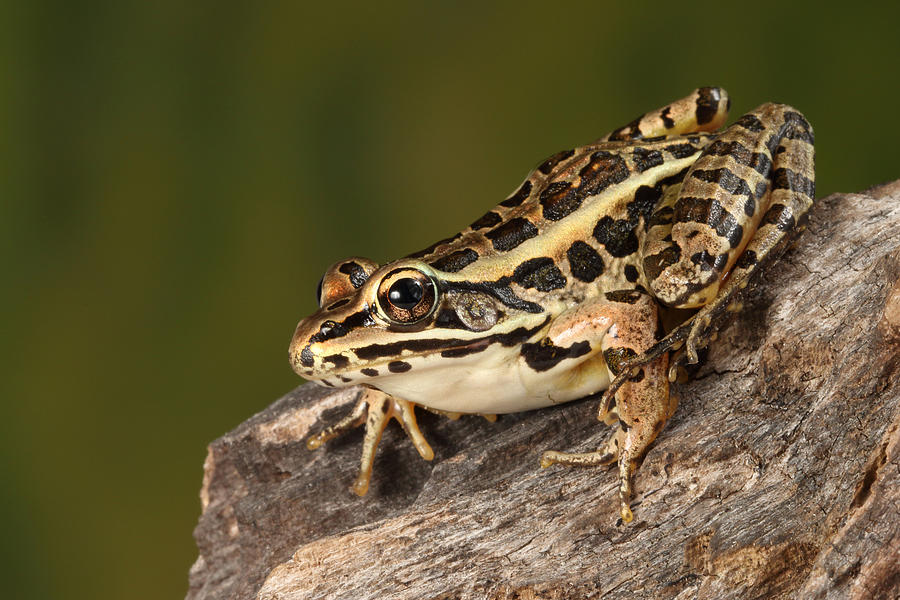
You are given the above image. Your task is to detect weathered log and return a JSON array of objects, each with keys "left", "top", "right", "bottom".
[{"left": 187, "top": 182, "right": 900, "bottom": 600}]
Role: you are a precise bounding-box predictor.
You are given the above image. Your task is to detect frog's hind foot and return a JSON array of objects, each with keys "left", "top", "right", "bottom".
[
  {"left": 306, "top": 387, "right": 434, "bottom": 496},
  {"left": 541, "top": 426, "right": 637, "bottom": 523}
]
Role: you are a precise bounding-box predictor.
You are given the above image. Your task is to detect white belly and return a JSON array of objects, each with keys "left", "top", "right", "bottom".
[{"left": 369, "top": 343, "right": 611, "bottom": 414}]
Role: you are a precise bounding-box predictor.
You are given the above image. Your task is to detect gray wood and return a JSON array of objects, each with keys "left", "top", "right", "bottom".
[{"left": 187, "top": 182, "right": 900, "bottom": 600}]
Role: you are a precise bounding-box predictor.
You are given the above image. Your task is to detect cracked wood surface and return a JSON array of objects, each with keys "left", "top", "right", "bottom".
[{"left": 187, "top": 183, "right": 900, "bottom": 600}]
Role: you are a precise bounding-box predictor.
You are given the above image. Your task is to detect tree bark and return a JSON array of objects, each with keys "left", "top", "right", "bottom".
[{"left": 187, "top": 182, "right": 900, "bottom": 600}]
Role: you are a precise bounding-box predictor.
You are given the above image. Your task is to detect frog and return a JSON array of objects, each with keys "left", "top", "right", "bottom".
[{"left": 289, "top": 87, "right": 815, "bottom": 523}]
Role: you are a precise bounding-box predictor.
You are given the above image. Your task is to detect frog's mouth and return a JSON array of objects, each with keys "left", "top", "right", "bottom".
[{"left": 290, "top": 314, "right": 552, "bottom": 382}]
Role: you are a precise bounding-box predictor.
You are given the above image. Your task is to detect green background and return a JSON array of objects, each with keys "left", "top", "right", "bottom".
[{"left": 2, "top": 2, "right": 897, "bottom": 598}]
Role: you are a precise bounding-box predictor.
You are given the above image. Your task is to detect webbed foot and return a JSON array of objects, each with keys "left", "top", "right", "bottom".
[
  {"left": 306, "top": 387, "right": 433, "bottom": 496},
  {"left": 541, "top": 426, "right": 637, "bottom": 523},
  {"left": 307, "top": 389, "right": 499, "bottom": 495}
]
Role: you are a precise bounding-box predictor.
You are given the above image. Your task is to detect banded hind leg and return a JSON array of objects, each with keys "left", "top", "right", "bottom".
[
  {"left": 599, "top": 86, "right": 731, "bottom": 142},
  {"left": 538, "top": 290, "right": 675, "bottom": 524},
  {"left": 604, "top": 103, "right": 815, "bottom": 398}
]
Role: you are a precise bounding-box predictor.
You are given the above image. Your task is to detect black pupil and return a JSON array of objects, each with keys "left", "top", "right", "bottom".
[{"left": 387, "top": 278, "right": 424, "bottom": 310}]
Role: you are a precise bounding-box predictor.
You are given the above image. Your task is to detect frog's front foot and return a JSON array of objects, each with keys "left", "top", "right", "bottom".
[{"left": 307, "top": 387, "right": 434, "bottom": 496}]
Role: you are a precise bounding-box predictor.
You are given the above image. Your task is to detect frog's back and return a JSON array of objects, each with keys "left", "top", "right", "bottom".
[{"left": 407, "top": 134, "right": 717, "bottom": 291}]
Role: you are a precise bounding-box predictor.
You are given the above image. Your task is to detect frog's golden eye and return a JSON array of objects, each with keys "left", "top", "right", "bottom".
[{"left": 376, "top": 268, "right": 438, "bottom": 324}]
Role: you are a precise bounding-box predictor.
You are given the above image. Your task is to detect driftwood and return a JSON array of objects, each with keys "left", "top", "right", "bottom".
[{"left": 187, "top": 183, "right": 900, "bottom": 600}]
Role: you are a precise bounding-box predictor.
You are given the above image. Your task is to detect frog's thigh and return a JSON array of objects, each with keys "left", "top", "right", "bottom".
[
  {"left": 643, "top": 102, "right": 815, "bottom": 309},
  {"left": 600, "top": 87, "right": 730, "bottom": 142}
]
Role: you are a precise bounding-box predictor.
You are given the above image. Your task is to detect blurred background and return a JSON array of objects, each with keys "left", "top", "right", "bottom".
[{"left": 1, "top": 1, "right": 898, "bottom": 598}]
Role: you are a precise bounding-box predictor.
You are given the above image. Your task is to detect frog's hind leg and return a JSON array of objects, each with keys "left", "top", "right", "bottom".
[
  {"left": 598, "top": 104, "right": 816, "bottom": 402},
  {"left": 643, "top": 103, "right": 815, "bottom": 360},
  {"left": 306, "top": 387, "right": 435, "bottom": 496},
  {"left": 600, "top": 87, "right": 730, "bottom": 142},
  {"left": 538, "top": 291, "right": 674, "bottom": 523}
]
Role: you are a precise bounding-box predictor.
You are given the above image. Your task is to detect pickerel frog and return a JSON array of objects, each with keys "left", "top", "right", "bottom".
[{"left": 289, "top": 88, "right": 815, "bottom": 522}]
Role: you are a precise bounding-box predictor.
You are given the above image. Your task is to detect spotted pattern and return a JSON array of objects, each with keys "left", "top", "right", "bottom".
[
  {"left": 500, "top": 180, "right": 533, "bottom": 207},
  {"left": 579, "top": 151, "right": 631, "bottom": 194},
  {"left": 704, "top": 139, "right": 772, "bottom": 176},
  {"left": 624, "top": 264, "right": 639, "bottom": 282},
  {"left": 761, "top": 203, "right": 796, "bottom": 232},
  {"left": 430, "top": 249, "right": 479, "bottom": 273},
  {"left": 735, "top": 114, "right": 765, "bottom": 132},
  {"left": 324, "top": 354, "right": 349, "bottom": 367},
  {"left": 664, "top": 142, "right": 700, "bottom": 159},
  {"left": 695, "top": 87, "right": 722, "bottom": 125},
  {"left": 388, "top": 361, "right": 412, "bottom": 373},
  {"left": 643, "top": 246, "right": 681, "bottom": 281},
  {"left": 540, "top": 151, "right": 630, "bottom": 222},
  {"left": 607, "top": 117, "right": 643, "bottom": 142},
  {"left": 485, "top": 217, "right": 539, "bottom": 252},
  {"left": 350, "top": 316, "right": 551, "bottom": 362},
  {"left": 593, "top": 216, "right": 638, "bottom": 257},
  {"left": 512, "top": 257, "right": 566, "bottom": 292},
  {"left": 537, "top": 149, "right": 575, "bottom": 175},
  {"left": 339, "top": 261, "right": 371, "bottom": 288},
  {"left": 647, "top": 206, "right": 674, "bottom": 228},
  {"left": 520, "top": 338, "right": 591, "bottom": 372},
  {"left": 660, "top": 106, "right": 675, "bottom": 129},
  {"left": 470, "top": 211, "right": 502, "bottom": 230},
  {"left": 773, "top": 168, "right": 815, "bottom": 198},
  {"left": 735, "top": 250, "right": 758, "bottom": 269},
  {"left": 566, "top": 241, "right": 605, "bottom": 283},
  {"left": 674, "top": 195, "right": 744, "bottom": 248}
]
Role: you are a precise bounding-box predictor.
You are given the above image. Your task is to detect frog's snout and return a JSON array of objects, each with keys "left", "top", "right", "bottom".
[{"left": 288, "top": 318, "right": 323, "bottom": 377}]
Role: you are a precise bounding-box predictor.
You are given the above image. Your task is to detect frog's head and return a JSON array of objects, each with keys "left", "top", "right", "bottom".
[{"left": 289, "top": 256, "right": 548, "bottom": 388}]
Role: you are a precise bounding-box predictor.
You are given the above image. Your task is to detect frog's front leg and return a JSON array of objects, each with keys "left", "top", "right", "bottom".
[
  {"left": 306, "top": 387, "right": 434, "bottom": 496},
  {"left": 533, "top": 291, "right": 674, "bottom": 523}
]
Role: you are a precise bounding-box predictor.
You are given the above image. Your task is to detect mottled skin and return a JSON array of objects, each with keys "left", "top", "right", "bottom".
[{"left": 289, "top": 87, "right": 815, "bottom": 523}]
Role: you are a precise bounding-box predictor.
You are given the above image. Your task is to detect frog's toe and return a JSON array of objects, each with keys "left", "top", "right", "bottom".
[
  {"left": 540, "top": 426, "right": 621, "bottom": 468},
  {"left": 306, "top": 397, "right": 368, "bottom": 451},
  {"left": 540, "top": 448, "right": 617, "bottom": 469},
  {"left": 616, "top": 455, "right": 637, "bottom": 524},
  {"left": 683, "top": 311, "right": 718, "bottom": 364},
  {"left": 393, "top": 398, "right": 434, "bottom": 461}
]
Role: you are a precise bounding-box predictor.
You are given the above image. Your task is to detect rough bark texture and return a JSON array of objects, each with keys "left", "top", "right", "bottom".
[{"left": 187, "top": 183, "right": 900, "bottom": 600}]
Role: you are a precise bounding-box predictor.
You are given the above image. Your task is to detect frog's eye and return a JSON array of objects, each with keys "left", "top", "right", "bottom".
[{"left": 377, "top": 268, "right": 438, "bottom": 324}]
